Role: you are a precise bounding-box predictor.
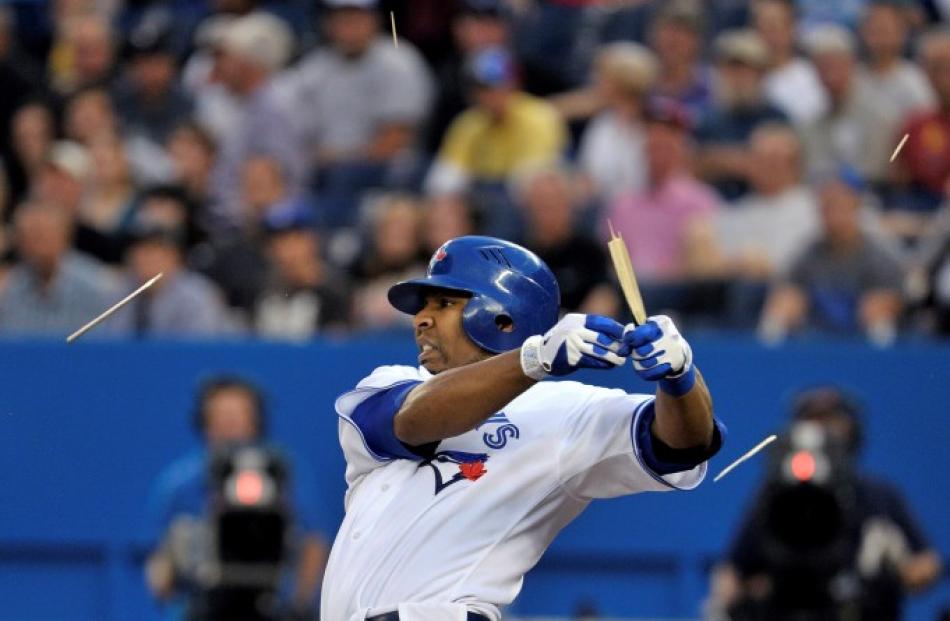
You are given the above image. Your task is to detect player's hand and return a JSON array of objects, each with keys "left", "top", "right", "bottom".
[
  {"left": 520, "top": 313, "right": 627, "bottom": 380},
  {"left": 622, "top": 315, "right": 695, "bottom": 391}
]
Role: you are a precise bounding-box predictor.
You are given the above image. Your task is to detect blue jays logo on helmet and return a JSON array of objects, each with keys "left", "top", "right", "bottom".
[{"left": 388, "top": 236, "right": 561, "bottom": 353}]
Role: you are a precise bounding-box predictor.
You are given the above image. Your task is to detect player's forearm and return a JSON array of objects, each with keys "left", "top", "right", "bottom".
[
  {"left": 395, "top": 350, "right": 535, "bottom": 445},
  {"left": 652, "top": 368, "right": 714, "bottom": 449}
]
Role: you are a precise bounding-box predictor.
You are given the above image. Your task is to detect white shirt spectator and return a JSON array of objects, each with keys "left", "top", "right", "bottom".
[
  {"left": 860, "top": 61, "right": 936, "bottom": 120},
  {"left": 288, "top": 38, "right": 433, "bottom": 157},
  {"left": 578, "top": 111, "right": 648, "bottom": 200},
  {"left": 764, "top": 57, "right": 827, "bottom": 126},
  {"left": 715, "top": 185, "right": 820, "bottom": 276}
]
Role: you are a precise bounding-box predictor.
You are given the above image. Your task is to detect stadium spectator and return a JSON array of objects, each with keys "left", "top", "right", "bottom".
[
  {"left": 647, "top": 0, "right": 713, "bottom": 120},
  {"left": 0, "top": 200, "right": 124, "bottom": 336},
  {"left": 167, "top": 122, "right": 217, "bottom": 236},
  {"left": 860, "top": 1, "right": 935, "bottom": 121},
  {"left": 209, "top": 12, "right": 300, "bottom": 232},
  {"left": 759, "top": 170, "right": 905, "bottom": 346},
  {"left": 32, "top": 140, "right": 90, "bottom": 218},
  {"left": 63, "top": 86, "right": 117, "bottom": 146},
  {"left": 753, "top": 0, "right": 827, "bottom": 126},
  {"left": 426, "top": 46, "right": 566, "bottom": 197},
  {"left": 114, "top": 11, "right": 194, "bottom": 148},
  {"left": 896, "top": 28, "right": 950, "bottom": 215},
  {"left": 255, "top": 206, "right": 352, "bottom": 340},
  {"left": 32, "top": 140, "right": 135, "bottom": 266},
  {"left": 425, "top": 0, "right": 512, "bottom": 154},
  {"left": 605, "top": 98, "right": 721, "bottom": 283},
  {"left": 144, "top": 376, "right": 328, "bottom": 618},
  {"left": 7, "top": 101, "right": 56, "bottom": 204},
  {"left": 576, "top": 42, "right": 657, "bottom": 201},
  {"left": 180, "top": 14, "right": 242, "bottom": 145},
  {"left": 289, "top": 0, "right": 433, "bottom": 229},
  {"left": 703, "top": 123, "right": 819, "bottom": 282},
  {"left": 194, "top": 154, "right": 309, "bottom": 317},
  {"left": 801, "top": 25, "right": 899, "bottom": 188},
  {"left": 707, "top": 386, "right": 942, "bottom": 621},
  {"left": 48, "top": 12, "right": 117, "bottom": 97},
  {"left": 515, "top": 164, "right": 618, "bottom": 316},
  {"left": 80, "top": 133, "right": 138, "bottom": 264},
  {"left": 118, "top": 204, "right": 234, "bottom": 337},
  {"left": 350, "top": 194, "right": 426, "bottom": 329},
  {"left": 695, "top": 29, "right": 788, "bottom": 200},
  {"left": 420, "top": 193, "right": 476, "bottom": 257}
]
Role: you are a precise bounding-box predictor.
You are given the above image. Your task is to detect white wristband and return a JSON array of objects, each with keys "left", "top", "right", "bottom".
[{"left": 520, "top": 335, "right": 548, "bottom": 381}]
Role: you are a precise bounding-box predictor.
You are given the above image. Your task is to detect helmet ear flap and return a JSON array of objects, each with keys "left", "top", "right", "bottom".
[{"left": 461, "top": 293, "right": 517, "bottom": 353}]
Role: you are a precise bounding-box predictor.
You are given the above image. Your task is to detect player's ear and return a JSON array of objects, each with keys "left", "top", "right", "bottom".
[{"left": 495, "top": 314, "right": 514, "bottom": 333}]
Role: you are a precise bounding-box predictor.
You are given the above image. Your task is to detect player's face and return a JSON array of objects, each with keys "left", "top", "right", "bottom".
[{"left": 413, "top": 291, "right": 490, "bottom": 374}]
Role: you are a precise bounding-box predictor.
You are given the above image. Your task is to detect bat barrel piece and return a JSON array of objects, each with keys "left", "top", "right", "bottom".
[
  {"left": 66, "top": 273, "right": 163, "bottom": 344},
  {"left": 606, "top": 224, "right": 648, "bottom": 326},
  {"left": 390, "top": 11, "right": 398, "bottom": 48},
  {"left": 713, "top": 434, "right": 778, "bottom": 482}
]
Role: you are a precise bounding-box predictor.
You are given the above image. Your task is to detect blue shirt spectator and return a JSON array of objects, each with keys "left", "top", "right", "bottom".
[{"left": 0, "top": 201, "right": 126, "bottom": 338}]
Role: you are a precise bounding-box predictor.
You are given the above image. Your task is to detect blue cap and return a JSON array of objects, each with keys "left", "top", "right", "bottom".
[
  {"left": 466, "top": 47, "right": 515, "bottom": 87},
  {"left": 261, "top": 199, "right": 317, "bottom": 234}
]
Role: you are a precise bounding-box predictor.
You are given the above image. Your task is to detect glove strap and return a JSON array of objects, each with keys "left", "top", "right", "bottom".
[
  {"left": 659, "top": 366, "right": 695, "bottom": 397},
  {"left": 520, "top": 335, "right": 548, "bottom": 381}
]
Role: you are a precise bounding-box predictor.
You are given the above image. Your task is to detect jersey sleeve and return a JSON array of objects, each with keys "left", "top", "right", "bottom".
[
  {"left": 335, "top": 365, "right": 429, "bottom": 487},
  {"left": 554, "top": 384, "right": 723, "bottom": 500}
]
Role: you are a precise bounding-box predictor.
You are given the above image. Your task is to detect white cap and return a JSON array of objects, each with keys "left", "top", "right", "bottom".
[
  {"left": 45, "top": 141, "right": 92, "bottom": 182},
  {"left": 219, "top": 12, "right": 294, "bottom": 71},
  {"left": 802, "top": 24, "right": 856, "bottom": 58},
  {"left": 325, "top": 0, "right": 378, "bottom": 8}
]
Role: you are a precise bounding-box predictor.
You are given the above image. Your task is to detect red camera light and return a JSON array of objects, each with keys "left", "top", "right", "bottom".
[
  {"left": 234, "top": 470, "right": 265, "bottom": 505},
  {"left": 790, "top": 450, "right": 817, "bottom": 482}
]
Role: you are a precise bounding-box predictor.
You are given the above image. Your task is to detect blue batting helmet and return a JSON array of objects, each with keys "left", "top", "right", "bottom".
[{"left": 388, "top": 236, "right": 560, "bottom": 353}]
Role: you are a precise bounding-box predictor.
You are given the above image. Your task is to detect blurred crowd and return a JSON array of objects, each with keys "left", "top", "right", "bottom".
[{"left": 3, "top": 0, "right": 950, "bottom": 344}]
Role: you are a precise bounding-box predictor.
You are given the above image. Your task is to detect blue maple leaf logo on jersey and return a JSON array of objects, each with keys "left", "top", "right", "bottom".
[{"left": 419, "top": 450, "right": 489, "bottom": 495}]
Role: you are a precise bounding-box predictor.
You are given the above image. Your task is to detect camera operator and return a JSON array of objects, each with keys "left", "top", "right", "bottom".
[
  {"left": 144, "top": 376, "right": 328, "bottom": 620},
  {"left": 707, "top": 386, "right": 942, "bottom": 621}
]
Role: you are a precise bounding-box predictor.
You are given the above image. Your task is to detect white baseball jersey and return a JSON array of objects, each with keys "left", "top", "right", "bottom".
[{"left": 321, "top": 365, "right": 714, "bottom": 621}]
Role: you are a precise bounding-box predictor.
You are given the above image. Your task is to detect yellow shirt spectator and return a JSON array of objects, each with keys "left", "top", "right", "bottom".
[{"left": 427, "top": 93, "right": 567, "bottom": 193}]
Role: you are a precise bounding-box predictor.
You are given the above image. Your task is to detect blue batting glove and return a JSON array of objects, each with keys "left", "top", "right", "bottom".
[
  {"left": 520, "top": 314, "right": 627, "bottom": 380},
  {"left": 622, "top": 315, "right": 696, "bottom": 396}
]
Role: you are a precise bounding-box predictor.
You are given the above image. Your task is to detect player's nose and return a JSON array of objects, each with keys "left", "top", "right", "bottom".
[{"left": 413, "top": 309, "right": 434, "bottom": 331}]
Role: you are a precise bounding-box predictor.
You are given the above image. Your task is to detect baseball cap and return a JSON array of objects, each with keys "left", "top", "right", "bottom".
[
  {"left": 219, "top": 12, "right": 294, "bottom": 71},
  {"left": 644, "top": 96, "right": 693, "bottom": 131},
  {"left": 45, "top": 141, "right": 92, "bottom": 182},
  {"left": 262, "top": 200, "right": 317, "bottom": 235},
  {"left": 803, "top": 24, "right": 857, "bottom": 57},
  {"left": 465, "top": 47, "right": 515, "bottom": 88},
  {"left": 714, "top": 29, "right": 770, "bottom": 69}
]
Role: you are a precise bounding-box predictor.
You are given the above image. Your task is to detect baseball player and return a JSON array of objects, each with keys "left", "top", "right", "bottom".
[{"left": 322, "top": 236, "right": 726, "bottom": 621}]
